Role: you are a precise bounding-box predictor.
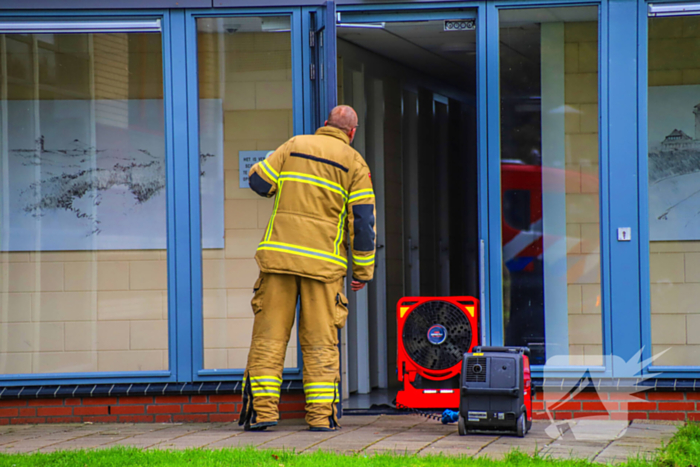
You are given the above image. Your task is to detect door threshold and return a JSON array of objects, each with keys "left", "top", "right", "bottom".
[{"left": 343, "top": 404, "right": 404, "bottom": 416}]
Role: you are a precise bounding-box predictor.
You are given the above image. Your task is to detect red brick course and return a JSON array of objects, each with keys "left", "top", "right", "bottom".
[
  {"left": 0, "top": 390, "right": 697, "bottom": 424},
  {"left": 533, "top": 390, "right": 699, "bottom": 421},
  {"left": 0, "top": 394, "right": 280, "bottom": 425},
  {"left": 146, "top": 404, "right": 182, "bottom": 414},
  {"left": 658, "top": 402, "right": 694, "bottom": 411},
  {"left": 73, "top": 406, "right": 109, "bottom": 416}
]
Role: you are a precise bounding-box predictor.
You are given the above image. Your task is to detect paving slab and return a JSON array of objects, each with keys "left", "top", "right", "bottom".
[
  {"left": 592, "top": 420, "right": 678, "bottom": 464},
  {"left": 0, "top": 415, "right": 679, "bottom": 463},
  {"left": 107, "top": 424, "right": 215, "bottom": 449},
  {"left": 203, "top": 420, "right": 307, "bottom": 450},
  {"left": 418, "top": 432, "right": 499, "bottom": 456}
]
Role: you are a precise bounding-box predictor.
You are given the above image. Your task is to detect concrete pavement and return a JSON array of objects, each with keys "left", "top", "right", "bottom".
[{"left": 0, "top": 416, "right": 679, "bottom": 463}]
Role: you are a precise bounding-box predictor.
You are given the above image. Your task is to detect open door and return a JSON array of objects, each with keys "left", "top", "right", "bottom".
[
  {"left": 335, "top": 6, "right": 479, "bottom": 411},
  {"left": 310, "top": 1, "right": 337, "bottom": 128},
  {"left": 306, "top": 0, "right": 343, "bottom": 413}
]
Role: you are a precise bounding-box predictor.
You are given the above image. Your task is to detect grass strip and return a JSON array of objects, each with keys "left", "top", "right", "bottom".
[
  {"left": 653, "top": 422, "right": 700, "bottom": 467},
  {"left": 0, "top": 448, "right": 601, "bottom": 467},
  {"left": 0, "top": 423, "right": 696, "bottom": 467}
]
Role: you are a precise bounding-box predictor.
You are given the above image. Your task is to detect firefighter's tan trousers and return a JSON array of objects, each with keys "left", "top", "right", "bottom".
[{"left": 240, "top": 272, "right": 348, "bottom": 429}]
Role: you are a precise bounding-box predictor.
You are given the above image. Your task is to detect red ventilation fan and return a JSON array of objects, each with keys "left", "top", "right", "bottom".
[{"left": 396, "top": 297, "right": 480, "bottom": 410}]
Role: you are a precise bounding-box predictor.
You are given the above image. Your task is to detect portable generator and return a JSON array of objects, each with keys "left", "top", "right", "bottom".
[
  {"left": 458, "top": 346, "right": 532, "bottom": 437},
  {"left": 396, "top": 296, "right": 480, "bottom": 410}
]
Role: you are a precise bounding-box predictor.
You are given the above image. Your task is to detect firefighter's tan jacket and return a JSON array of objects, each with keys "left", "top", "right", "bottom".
[{"left": 248, "top": 126, "right": 376, "bottom": 283}]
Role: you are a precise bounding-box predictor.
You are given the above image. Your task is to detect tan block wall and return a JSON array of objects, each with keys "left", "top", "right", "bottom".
[
  {"left": 0, "top": 251, "right": 169, "bottom": 374},
  {"left": 647, "top": 17, "right": 700, "bottom": 366},
  {"left": 563, "top": 22, "right": 603, "bottom": 365},
  {"left": 197, "top": 31, "right": 296, "bottom": 370}
]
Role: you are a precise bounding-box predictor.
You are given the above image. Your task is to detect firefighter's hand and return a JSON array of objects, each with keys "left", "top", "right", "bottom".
[{"left": 351, "top": 280, "right": 366, "bottom": 292}]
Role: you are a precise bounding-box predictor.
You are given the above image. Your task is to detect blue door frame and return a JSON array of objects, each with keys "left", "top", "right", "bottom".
[{"left": 2, "top": 0, "right": 695, "bottom": 388}]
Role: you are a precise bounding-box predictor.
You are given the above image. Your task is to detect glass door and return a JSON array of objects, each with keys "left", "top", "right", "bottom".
[
  {"left": 495, "top": 6, "right": 607, "bottom": 372},
  {"left": 186, "top": 9, "right": 305, "bottom": 380}
]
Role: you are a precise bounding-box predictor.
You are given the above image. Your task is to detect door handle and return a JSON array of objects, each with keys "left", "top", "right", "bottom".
[{"left": 408, "top": 238, "right": 418, "bottom": 267}]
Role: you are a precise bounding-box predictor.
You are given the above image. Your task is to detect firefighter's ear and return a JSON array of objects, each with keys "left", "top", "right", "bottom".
[
  {"left": 348, "top": 127, "right": 357, "bottom": 143},
  {"left": 324, "top": 120, "right": 329, "bottom": 126}
]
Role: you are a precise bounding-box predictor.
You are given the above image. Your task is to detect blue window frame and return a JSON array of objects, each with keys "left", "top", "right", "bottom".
[
  {"left": 0, "top": 9, "right": 182, "bottom": 386},
  {"left": 638, "top": 0, "right": 700, "bottom": 378},
  {"left": 0, "top": 0, "right": 681, "bottom": 388}
]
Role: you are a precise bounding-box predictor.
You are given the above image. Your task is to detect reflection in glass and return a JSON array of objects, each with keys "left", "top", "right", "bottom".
[
  {"left": 196, "top": 17, "right": 297, "bottom": 370},
  {"left": 647, "top": 15, "right": 700, "bottom": 366},
  {"left": 499, "top": 7, "right": 602, "bottom": 366},
  {"left": 0, "top": 31, "right": 169, "bottom": 374}
]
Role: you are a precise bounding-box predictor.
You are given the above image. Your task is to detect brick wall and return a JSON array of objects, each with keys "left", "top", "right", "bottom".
[
  {"left": 533, "top": 390, "right": 700, "bottom": 422},
  {"left": 0, "top": 390, "right": 698, "bottom": 425},
  {"left": 0, "top": 393, "right": 306, "bottom": 425}
]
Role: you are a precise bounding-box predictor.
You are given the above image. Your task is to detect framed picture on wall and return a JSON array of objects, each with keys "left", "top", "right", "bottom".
[
  {"left": 648, "top": 85, "right": 700, "bottom": 241},
  {"left": 0, "top": 99, "right": 224, "bottom": 251}
]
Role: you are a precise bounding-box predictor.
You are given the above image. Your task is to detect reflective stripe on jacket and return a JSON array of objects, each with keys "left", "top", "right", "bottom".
[{"left": 248, "top": 126, "right": 376, "bottom": 283}]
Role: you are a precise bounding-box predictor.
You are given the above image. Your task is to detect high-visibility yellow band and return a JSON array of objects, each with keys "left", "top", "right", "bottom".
[
  {"left": 349, "top": 188, "right": 374, "bottom": 197},
  {"left": 334, "top": 204, "right": 347, "bottom": 256},
  {"left": 250, "top": 375, "right": 282, "bottom": 382},
  {"left": 279, "top": 173, "right": 347, "bottom": 199},
  {"left": 253, "top": 392, "right": 281, "bottom": 398},
  {"left": 349, "top": 194, "right": 375, "bottom": 203},
  {"left": 349, "top": 189, "right": 375, "bottom": 203},
  {"left": 353, "top": 254, "right": 375, "bottom": 266},
  {"left": 259, "top": 241, "right": 347, "bottom": 268},
  {"left": 306, "top": 396, "right": 337, "bottom": 403},
  {"left": 282, "top": 171, "right": 346, "bottom": 195},
  {"left": 252, "top": 384, "right": 281, "bottom": 391},
  {"left": 264, "top": 181, "right": 284, "bottom": 241},
  {"left": 258, "top": 159, "right": 279, "bottom": 183},
  {"left": 304, "top": 383, "right": 338, "bottom": 389}
]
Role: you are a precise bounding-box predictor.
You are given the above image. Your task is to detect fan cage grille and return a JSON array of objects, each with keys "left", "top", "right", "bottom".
[{"left": 402, "top": 300, "right": 473, "bottom": 371}]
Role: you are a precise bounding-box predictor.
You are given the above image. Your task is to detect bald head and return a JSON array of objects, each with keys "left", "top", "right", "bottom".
[{"left": 326, "top": 105, "right": 358, "bottom": 134}]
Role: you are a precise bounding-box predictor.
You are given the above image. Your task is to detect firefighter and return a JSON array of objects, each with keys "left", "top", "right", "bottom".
[{"left": 238, "top": 105, "right": 376, "bottom": 432}]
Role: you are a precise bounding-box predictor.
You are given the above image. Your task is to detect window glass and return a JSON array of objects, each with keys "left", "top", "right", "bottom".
[
  {"left": 499, "top": 7, "right": 601, "bottom": 366},
  {"left": 647, "top": 15, "right": 700, "bottom": 366},
  {"left": 0, "top": 30, "right": 169, "bottom": 374},
  {"left": 196, "top": 17, "right": 297, "bottom": 370}
]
